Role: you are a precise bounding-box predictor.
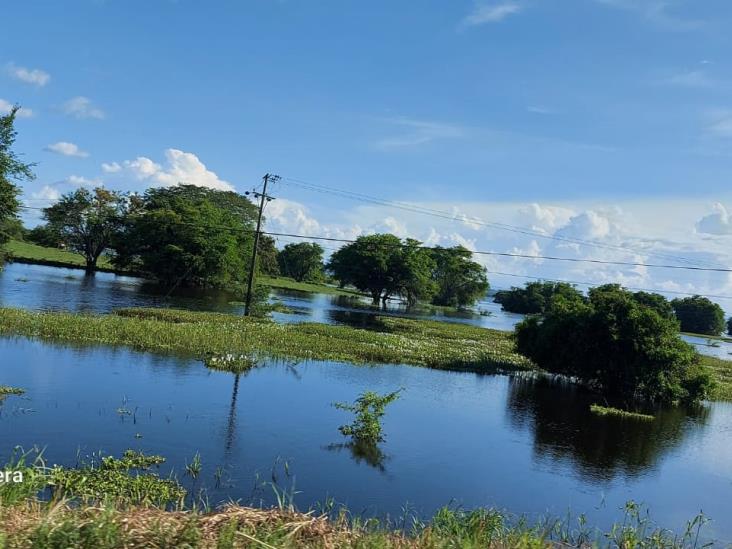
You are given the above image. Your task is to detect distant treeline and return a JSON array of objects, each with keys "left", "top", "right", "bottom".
[{"left": 495, "top": 281, "right": 729, "bottom": 336}]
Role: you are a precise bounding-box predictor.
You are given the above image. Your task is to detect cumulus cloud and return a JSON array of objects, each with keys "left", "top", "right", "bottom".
[
  {"left": 101, "top": 162, "right": 122, "bottom": 173},
  {"left": 7, "top": 63, "right": 50, "bottom": 86},
  {"left": 44, "top": 141, "right": 89, "bottom": 158},
  {"left": 462, "top": 2, "right": 522, "bottom": 26},
  {"left": 66, "top": 175, "right": 102, "bottom": 187},
  {"left": 516, "top": 203, "right": 574, "bottom": 234},
  {"left": 119, "top": 149, "right": 234, "bottom": 191},
  {"left": 62, "top": 96, "right": 105, "bottom": 120},
  {"left": 0, "top": 99, "right": 33, "bottom": 118},
  {"left": 31, "top": 185, "right": 61, "bottom": 202},
  {"left": 696, "top": 203, "right": 732, "bottom": 235},
  {"left": 554, "top": 210, "right": 615, "bottom": 241}
]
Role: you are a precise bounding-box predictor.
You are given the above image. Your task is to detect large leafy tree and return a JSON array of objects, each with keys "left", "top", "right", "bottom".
[
  {"left": 277, "top": 242, "right": 324, "bottom": 282},
  {"left": 113, "top": 185, "right": 257, "bottom": 288},
  {"left": 257, "top": 235, "right": 280, "bottom": 277},
  {"left": 328, "top": 234, "right": 436, "bottom": 306},
  {"left": 671, "top": 295, "right": 726, "bottom": 336},
  {"left": 430, "top": 246, "right": 489, "bottom": 308},
  {"left": 43, "top": 187, "right": 129, "bottom": 271},
  {"left": 515, "top": 284, "right": 714, "bottom": 404},
  {"left": 0, "top": 106, "right": 34, "bottom": 263},
  {"left": 494, "top": 281, "right": 584, "bottom": 314}
]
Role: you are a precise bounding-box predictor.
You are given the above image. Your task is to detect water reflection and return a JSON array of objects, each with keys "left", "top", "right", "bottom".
[
  {"left": 505, "top": 375, "right": 710, "bottom": 482},
  {"left": 323, "top": 441, "right": 389, "bottom": 473}
]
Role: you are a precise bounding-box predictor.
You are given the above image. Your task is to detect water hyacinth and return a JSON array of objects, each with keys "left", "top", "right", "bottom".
[{"left": 204, "top": 352, "right": 259, "bottom": 373}]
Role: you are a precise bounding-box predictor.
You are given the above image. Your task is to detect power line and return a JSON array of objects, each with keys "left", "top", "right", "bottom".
[
  {"left": 280, "top": 176, "right": 720, "bottom": 269},
  {"left": 18, "top": 204, "right": 732, "bottom": 273}
]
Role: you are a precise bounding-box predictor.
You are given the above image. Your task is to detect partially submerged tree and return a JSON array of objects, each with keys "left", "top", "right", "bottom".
[
  {"left": 113, "top": 185, "right": 257, "bottom": 287},
  {"left": 671, "top": 295, "right": 725, "bottom": 336},
  {"left": 515, "top": 284, "right": 714, "bottom": 404},
  {"left": 43, "top": 187, "right": 129, "bottom": 272},
  {"left": 333, "top": 389, "right": 402, "bottom": 445},
  {"left": 430, "top": 246, "right": 489, "bottom": 308},
  {"left": 328, "top": 234, "right": 436, "bottom": 306},
  {"left": 277, "top": 242, "right": 324, "bottom": 282},
  {"left": 494, "top": 281, "right": 584, "bottom": 314},
  {"left": 0, "top": 105, "right": 34, "bottom": 265}
]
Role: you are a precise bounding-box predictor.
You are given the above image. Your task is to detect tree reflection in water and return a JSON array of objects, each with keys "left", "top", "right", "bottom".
[
  {"left": 505, "top": 374, "right": 710, "bottom": 482},
  {"left": 323, "top": 441, "right": 389, "bottom": 473}
]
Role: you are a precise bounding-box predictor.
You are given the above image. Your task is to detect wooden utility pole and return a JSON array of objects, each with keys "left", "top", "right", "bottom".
[{"left": 244, "top": 173, "right": 278, "bottom": 316}]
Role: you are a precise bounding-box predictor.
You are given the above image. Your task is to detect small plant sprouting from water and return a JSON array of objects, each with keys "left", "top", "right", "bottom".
[
  {"left": 333, "top": 389, "right": 402, "bottom": 444},
  {"left": 185, "top": 452, "right": 202, "bottom": 479}
]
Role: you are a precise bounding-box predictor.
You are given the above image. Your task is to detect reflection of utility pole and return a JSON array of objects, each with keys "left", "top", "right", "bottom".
[
  {"left": 224, "top": 373, "right": 240, "bottom": 455},
  {"left": 244, "top": 173, "right": 279, "bottom": 316}
]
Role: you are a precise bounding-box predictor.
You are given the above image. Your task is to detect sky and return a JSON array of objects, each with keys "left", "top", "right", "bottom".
[{"left": 2, "top": 0, "right": 732, "bottom": 306}]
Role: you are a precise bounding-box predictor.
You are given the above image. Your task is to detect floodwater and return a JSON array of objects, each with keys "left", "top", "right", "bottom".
[{"left": 0, "top": 338, "right": 731, "bottom": 543}]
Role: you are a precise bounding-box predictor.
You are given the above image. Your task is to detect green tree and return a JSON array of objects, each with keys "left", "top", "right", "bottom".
[
  {"left": 728, "top": 317, "right": 732, "bottom": 336},
  {"left": 328, "top": 234, "right": 436, "bottom": 306},
  {"left": 632, "top": 291, "right": 676, "bottom": 321},
  {"left": 257, "top": 235, "right": 280, "bottom": 277},
  {"left": 671, "top": 295, "right": 725, "bottom": 336},
  {"left": 494, "top": 281, "right": 584, "bottom": 314},
  {"left": 430, "top": 246, "right": 489, "bottom": 308},
  {"left": 515, "top": 284, "right": 714, "bottom": 404},
  {"left": 0, "top": 106, "right": 35, "bottom": 264},
  {"left": 113, "top": 185, "right": 256, "bottom": 288},
  {"left": 43, "top": 187, "right": 129, "bottom": 272},
  {"left": 277, "top": 242, "right": 324, "bottom": 282}
]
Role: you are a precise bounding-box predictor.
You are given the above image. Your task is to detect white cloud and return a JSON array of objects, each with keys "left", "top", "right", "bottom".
[
  {"left": 31, "top": 185, "right": 61, "bottom": 202},
  {"left": 66, "top": 175, "right": 102, "bottom": 187},
  {"left": 120, "top": 149, "right": 234, "bottom": 191},
  {"left": 696, "top": 203, "right": 732, "bottom": 236},
  {"left": 0, "top": 99, "right": 33, "bottom": 118},
  {"left": 7, "top": 63, "right": 50, "bottom": 87},
  {"left": 706, "top": 111, "right": 732, "bottom": 138},
  {"left": 62, "top": 96, "right": 105, "bottom": 120},
  {"left": 44, "top": 141, "right": 89, "bottom": 158},
  {"left": 101, "top": 162, "right": 122, "bottom": 173},
  {"left": 554, "top": 210, "right": 614, "bottom": 241},
  {"left": 374, "top": 118, "right": 465, "bottom": 150},
  {"left": 666, "top": 70, "right": 714, "bottom": 88},
  {"left": 462, "top": 2, "right": 522, "bottom": 26}
]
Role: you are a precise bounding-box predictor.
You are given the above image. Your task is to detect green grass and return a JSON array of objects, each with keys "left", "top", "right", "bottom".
[
  {"left": 700, "top": 355, "right": 732, "bottom": 400},
  {"left": 258, "top": 275, "right": 365, "bottom": 296},
  {"left": 6, "top": 239, "right": 120, "bottom": 273},
  {"left": 590, "top": 404, "right": 655, "bottom": 421},
  {"left": 0, "top": 306, "right": 532, "bottom": 374}
]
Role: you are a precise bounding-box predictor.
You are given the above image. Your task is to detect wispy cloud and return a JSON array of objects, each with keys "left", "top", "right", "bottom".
[
  {"left": 665, "top": 70, "right": 714, "bottom": 88},
  {"left": 0, "top": 98, "right": 33, "bottom": 118},
  {"left": 44, "top": 141, "right": 89, "bottom": 158},
  {"left": 62, "top": 96, "right": 105, "bottom": 120},
  {"left": 461, "top": 2, "right": 522, "bottom": 26},
  {"left": 706, "top": 110, "right": 732, "bottom": 139},
  {"left": 374, "top": 117, "right": 466, "bottom": 150},
  {"left": 6, "top": 63, "right": 50, "bottom": 87},
  {"left": 595, "top": 0, "right": 704, "bottom": 31}
]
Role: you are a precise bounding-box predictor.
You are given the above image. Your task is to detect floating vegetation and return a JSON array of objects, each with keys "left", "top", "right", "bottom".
[
  {"left": 101, "top": 450, "right": 165, "bottom": 471},
  {"left": 0, "top": 385, "right": 25, "bottom": 397},
  {"left": 590, "top": 404, "right": 655, "bottom": 421},
  {"left": 0, "top": 307, "right": 533, "bottom": 375},
  {"left": 204, "top": 353, "right": 258, "bottom": 373}
]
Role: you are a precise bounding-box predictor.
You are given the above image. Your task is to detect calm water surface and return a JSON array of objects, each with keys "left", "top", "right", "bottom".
[{"left": 1, "top": 338, "right": 731, "bottom": 542}]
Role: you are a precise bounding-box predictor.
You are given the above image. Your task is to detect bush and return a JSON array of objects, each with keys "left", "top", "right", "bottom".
[
  {"left": 515, "top": 285, "right": 714, "bottom": 404},
  {"left": 671, "top": 295, "right": 725, "bottom": 336}
]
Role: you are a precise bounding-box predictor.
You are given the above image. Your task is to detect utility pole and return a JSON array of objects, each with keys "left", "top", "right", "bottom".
[{"left": 244, "top": 173, "right": 279, "bottom": 316}]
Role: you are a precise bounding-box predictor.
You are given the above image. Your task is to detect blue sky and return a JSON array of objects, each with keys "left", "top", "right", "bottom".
[{"left": 3, "top": 0, "right": 732, "bottom": 303}]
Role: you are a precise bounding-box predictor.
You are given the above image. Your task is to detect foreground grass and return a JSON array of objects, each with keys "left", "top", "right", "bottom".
[
  {"left": 0, "top": 307, "right": 531, "bottom": 373},
  {"left": 590, "top": 404, "right": 654, "bottom": 421},
  {"left": 0, "top": 452, "right": 715, "bottom": 548}
]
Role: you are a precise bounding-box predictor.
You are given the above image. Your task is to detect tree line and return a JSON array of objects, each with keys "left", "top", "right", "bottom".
[{"left": 496, "top": 281, "right": 730, "bottom": 336}]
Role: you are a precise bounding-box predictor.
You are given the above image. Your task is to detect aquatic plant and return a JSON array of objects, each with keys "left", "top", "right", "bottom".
[
  {"left": 590, "top": 404, "right": 655, "bottom": 421},
  {"left": 185, "top": 452, "right": 202, "bottom": 479},
  {"left": 0, "top": 385, "right": 25, "bottom": 397},
  {"left": 333, "top": 389, "right": 402, "bottom": 444},
  {"left": 204, "top": 353, "right": 258, "bottom": 373},
  {"left": 101, "top": 449, "right": 166, "bottom": 471}
]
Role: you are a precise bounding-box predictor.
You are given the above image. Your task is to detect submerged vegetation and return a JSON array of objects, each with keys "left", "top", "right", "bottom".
[
  {"left": 590, "top": 404, "right": 655, "bottom": 421},
  {"left": 0, "top": 385, "right": 25, "bottom": 397},
  {"left": 0, "top": 306, "right": 532, "bottom": 373}
]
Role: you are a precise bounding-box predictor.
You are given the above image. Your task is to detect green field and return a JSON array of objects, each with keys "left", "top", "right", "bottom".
[{"left": 6, "top": 240, "right": 118, "bottom": 272}]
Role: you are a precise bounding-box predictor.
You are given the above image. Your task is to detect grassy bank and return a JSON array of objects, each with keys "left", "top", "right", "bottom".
[
  {"left": 700, "top": 355, "right": 732, "bottom": 400},
  {"left": 0, "top": 452, "right": 714, "bottom": 548},
  {"left": 259, "top": 275, "right": 365, "bottom": 297},
  {"left": 0, "top": 307, "right": 531, "bottom": 373},
  {"left": 5, "top": 240, "right": 121, "bottom": 273}
]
